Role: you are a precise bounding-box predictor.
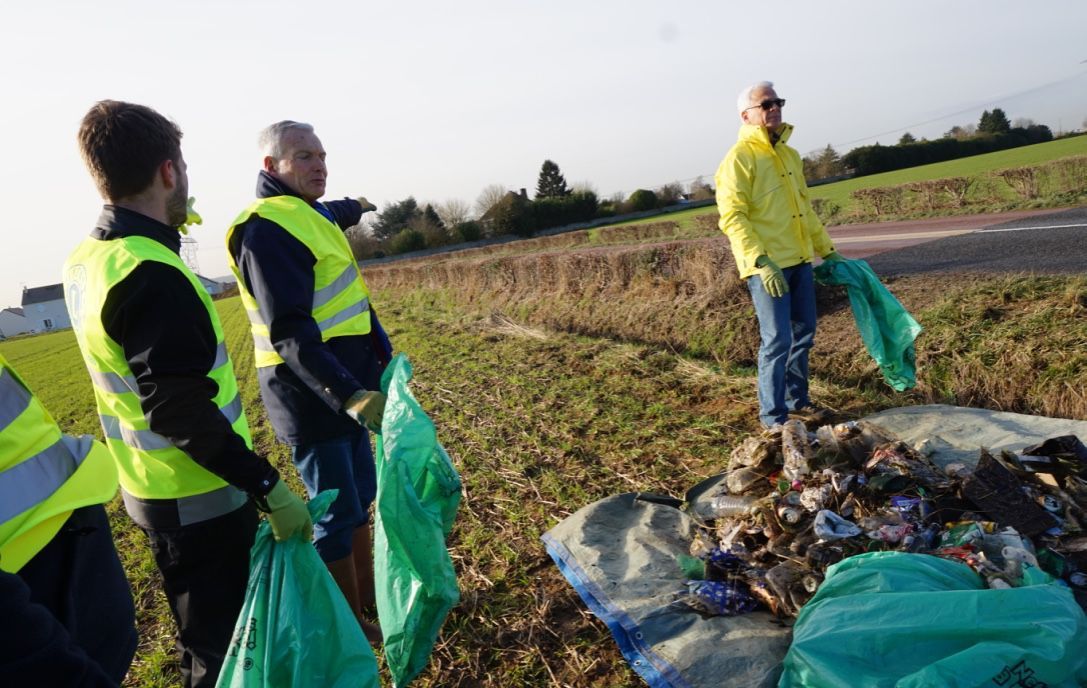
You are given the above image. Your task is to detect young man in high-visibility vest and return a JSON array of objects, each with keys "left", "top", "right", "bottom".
[
  {"left": 226, "top": 121, "right": 391, "bottom": 642},
  {"left": 64, "top": 101, "right": 313, "bottom": 688},
  {"left": 0, "top": 352, "right": 136, "bottom": 686}
]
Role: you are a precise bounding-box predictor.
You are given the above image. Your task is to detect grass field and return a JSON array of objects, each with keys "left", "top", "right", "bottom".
[
  {"left": 2, "top": 138, "right": 1085, "bottom": 686},
  {"left": 5, "top": 252, "right": 1087, "bottom": 686},
  {"left": 587, "top": 136, "right": 1087, "bottom": 233}
]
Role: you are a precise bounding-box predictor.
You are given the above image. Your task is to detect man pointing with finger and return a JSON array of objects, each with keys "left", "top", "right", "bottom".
[
  {"left": 226, "top": 121, "right": 390, "bottom": 642},
  {"left": 715, "top": 81, "right": 844, "bottom": 429}
]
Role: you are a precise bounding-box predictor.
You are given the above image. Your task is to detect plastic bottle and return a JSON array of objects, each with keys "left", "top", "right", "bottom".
[{"left": 710, "top": 494, "right": 756, "bottom": 518}]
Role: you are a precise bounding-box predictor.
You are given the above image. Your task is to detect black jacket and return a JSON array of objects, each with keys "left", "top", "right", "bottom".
[
  {"left": 228, "top": 172, "right": 383, "bottom": 444},
  {"left": 93, "top": 206, "right": 278, "bottom": 497}
]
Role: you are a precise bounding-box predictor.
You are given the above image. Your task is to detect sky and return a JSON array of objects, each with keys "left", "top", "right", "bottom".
[{"left": 1, "top": 0, "right": 1085, "bottom": 307}]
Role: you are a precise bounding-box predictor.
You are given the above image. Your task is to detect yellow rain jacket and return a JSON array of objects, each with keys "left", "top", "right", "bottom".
[{"left": 715, "top": 123, "right": 834, "bottom": 278}]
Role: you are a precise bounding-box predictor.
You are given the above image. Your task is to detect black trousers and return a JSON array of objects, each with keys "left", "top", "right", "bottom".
[
  {"left": 18, "top": 503, "right": 138, "bottom": 685},
  {"left": 143, "top": 502, "right": 258, "bottom": 688}
]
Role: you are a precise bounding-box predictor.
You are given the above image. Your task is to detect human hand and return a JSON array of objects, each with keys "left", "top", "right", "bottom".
[
  {"left": 755, "top": 256, "right": 788, "bottom": 297},
  {"left": 355, "top": 196, "right": 377, "bottom": 213},
  {"left": 344, "top": 390, "right": 386, "bottom": 433},
  {"left": 262, "top": 480, "right": 313, "bottom": 542},
  {"left": 179, "top": 197, "right": 203, "bottom": 235}
]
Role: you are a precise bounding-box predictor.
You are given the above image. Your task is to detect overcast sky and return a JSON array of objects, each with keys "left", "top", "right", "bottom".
[{"left": 2, "top": 0, "right": 1085, "bottom": 306}]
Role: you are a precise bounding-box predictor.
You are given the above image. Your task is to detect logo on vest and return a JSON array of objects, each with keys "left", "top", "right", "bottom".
[{"left": 65, "top": 264, "right": 88, "bottom": 331}]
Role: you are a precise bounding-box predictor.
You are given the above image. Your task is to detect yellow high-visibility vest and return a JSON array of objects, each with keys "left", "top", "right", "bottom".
[
  {"left": 64, "top": 234, "right": 251, "bottom": 525},
  {"left": 226, "top": 196, "right": 372, "bottom": 368},
  {"left": 0, "top": 353, "right": 117, "bottom": 572}
]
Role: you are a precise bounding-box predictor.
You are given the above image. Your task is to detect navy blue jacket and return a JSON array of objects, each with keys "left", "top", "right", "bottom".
[
  {"left": 228, "top": 172, "right": 388, "bottom": 444},
  {"left": 92, "top": 207, "right": 279, "bottom": 497}
]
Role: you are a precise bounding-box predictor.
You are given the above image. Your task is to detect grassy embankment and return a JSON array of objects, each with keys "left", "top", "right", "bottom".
[{"left": 2, "top": 136, "right": 1085, "bottom": 686}]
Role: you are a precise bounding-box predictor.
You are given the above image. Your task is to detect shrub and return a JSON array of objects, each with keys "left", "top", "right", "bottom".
[
  {"left": 625, "top": 189, "right": 659, "bottom": 212},
  {"left": 452, "top": 220, "right": 483, "bottom": 243},
  {"left": 388, "top": 228, "right": 426, "bottom": 254}
]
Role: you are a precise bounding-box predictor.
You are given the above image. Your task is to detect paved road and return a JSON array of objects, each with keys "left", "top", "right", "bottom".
[{"left": 826, "top": 207, "right": 1087, "bottom": 276}]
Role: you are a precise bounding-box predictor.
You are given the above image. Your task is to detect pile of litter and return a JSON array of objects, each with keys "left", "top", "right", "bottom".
[{"left": 681, "top": 419, "right": 1087, "bottom": 618}]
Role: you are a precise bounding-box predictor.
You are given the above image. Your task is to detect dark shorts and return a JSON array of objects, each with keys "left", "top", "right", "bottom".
[{"left": 291, "top": 427, "right": 377, "bottom": 562}]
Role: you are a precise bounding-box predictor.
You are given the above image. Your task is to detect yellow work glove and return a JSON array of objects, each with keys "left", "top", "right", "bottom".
[
  {"left": 754, "top": 255, "right": 788, "bottom": 298},
  {"left": 822, "top": 250, "right": 846, "bottom": 262},
  {"left": 355, "top": 196, "right": 377, "bottom": 213},
  {"left": 179, "top": 197, "right": 202, "bottom": 235},
  {"left": 261, "top": 480, "right": 313, "bottom": 542},
  {"left": 344, "top": 390, "right": 386, "bottom": 433}
]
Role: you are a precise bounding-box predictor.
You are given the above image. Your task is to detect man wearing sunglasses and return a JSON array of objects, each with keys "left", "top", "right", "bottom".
[{"left": 715, "top": 81, "right": 844, "bottom": 429}]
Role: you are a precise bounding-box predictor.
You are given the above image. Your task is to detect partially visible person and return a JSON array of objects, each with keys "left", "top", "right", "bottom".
[
  {"left": 226, "top": 121, "right": 390, "bottom": 641},
  {"left": 0, "top": 352, "right": 135, "bottom": 686},
  {"left": 64, "top": 100, "right": 312, "bottom": 687},
  {"left": 715, "top": 80, "right": 844, "bottom": 429}
]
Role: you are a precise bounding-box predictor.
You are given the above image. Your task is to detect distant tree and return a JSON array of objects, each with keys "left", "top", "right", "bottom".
[
  {"left": 436, "top": 198, "right": 472, "bottom": 227},
  {"left": 898, "top": 132, "right": 917, "bottom": 145},
  {"left": 475, "top": 183, "right": 508, "bottom": 217},
  {"left": 372, "top": 197, "right": 420, "bottom": 240},
  {"left": 535, "top": 159, "right": 570, "bottom": 198},
  {"left": 655, "top": 182, "right": 684, "bottom": 206},
  {"left": 451, "top": 220, "right": 483, "bottom": 243},
  {"left": 1012, "top": 118, "right": 1036, "bottom": 129},
  {"left": 978, "top": 108, "right": 1011, "bottom": 135},
  {"left": 423, "top": 204, "right": 445, "bottom": 231},
  {"left": 943, "top": 124, "right": 976, "bottom": 140},
  {"left": 489, "top": 192, "right": 533, "bottom": 237},
  {"left": 804, "top": 145, "right": 846, "bottom": 181},
  {"left": 625, "top": 189, "right": 659, "bottom": 212},
  {"left": 687, "top": 176, "right": 714, "bottom": 201},
  {"left": 388, "top": 228, "right": 426, "bottom": 255}
]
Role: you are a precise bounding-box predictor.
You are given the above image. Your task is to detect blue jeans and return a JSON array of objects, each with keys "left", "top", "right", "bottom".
[
  {"left": 291, "top": 428, "right": 377, "bottom": 562},
  {"left": 747, "top": 262, "right": 817, "bottom": 426}
]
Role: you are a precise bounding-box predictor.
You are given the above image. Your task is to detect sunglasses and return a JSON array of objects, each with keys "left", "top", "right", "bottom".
[{"left": 745, "top": 98, "right": 786, "bottom": 112}]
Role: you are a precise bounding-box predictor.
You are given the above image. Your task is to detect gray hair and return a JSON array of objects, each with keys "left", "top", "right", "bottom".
[
  {"left": 258, "top": 120, "right": 315, "bottom": 159},
  {"left": 736, "top": 81, "right": 774, "bottom": 116}
]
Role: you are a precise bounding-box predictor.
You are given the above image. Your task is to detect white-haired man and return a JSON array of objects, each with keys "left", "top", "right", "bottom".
[
  {"left": 225, "top": 121, "right": 390, "bottom": 642},
  {"left": 715, "top": 81, "right": 844, "bottom": 428}
]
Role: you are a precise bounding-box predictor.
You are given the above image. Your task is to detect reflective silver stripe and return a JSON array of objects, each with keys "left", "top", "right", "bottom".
[
  {"left": 100, "top": 392, "right": 241, "bottom": 452},
  {"left": 220, "top": 393, "right": 243, "bottom": 425},
  {"left": 211, "top": 342, "right": 229, "bottom": 371},
  {"left": 252, "top": 332, "right": 275, "bottom": 352},
  {"left": 312, "top": 264, "right": 358, "bottom": 309},
  {"left": 316, "top": 297, "right": 369, "bottom": 333},
  {"left": 89, "top": 369, "right": 137, "bottom": 395},
  {"left": 0, "top": 368, "right": 33, "bottom": 432},
  {"left": 121, "top": 484, "right": 248, "bottom": 529},
  {"left": 0, "top": 434, "right": 94, "bottom": 523},
  {"left": 245, "top": 306, "right": 266, "bottom": 328},
  {"left": 100, "top": 415, "right": 174, "bottom": 451}
]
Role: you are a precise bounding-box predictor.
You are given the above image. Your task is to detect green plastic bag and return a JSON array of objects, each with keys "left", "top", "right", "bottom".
[
  {"left": 216, "top": 491, "right": 378, "bottom": 688},
  {"left": 375, "top": 354, "right": 462, "bottom": 687},
  {"left": 814, "top": 258, "right": 922, "bottom": 391},
  {"left": 779, "top": 552, "right": 1087, "bottom": 687}
]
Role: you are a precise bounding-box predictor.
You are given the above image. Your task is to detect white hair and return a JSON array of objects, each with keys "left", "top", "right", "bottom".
[
  {"left": 258, "top": 120, "right": 315, "bottom": 159},
  {"left": 736, "top": 81, "right": 775, "bottom": 116}
]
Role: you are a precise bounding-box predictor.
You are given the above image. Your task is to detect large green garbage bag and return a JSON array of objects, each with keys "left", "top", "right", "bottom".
[
  {"left": 216, "top": 490, "right": 378, "bottom": 688},
  {"left": 814, "top": 258, "right": 922, "bottom": 391},
  {"left": 374, "top": 354, "right": 462, "bottom": 687},
  {"left": 779, "top": 552, "right": 1087, "bottom": 687}
]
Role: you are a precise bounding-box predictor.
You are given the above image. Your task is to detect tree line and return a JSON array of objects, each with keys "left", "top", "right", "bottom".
[
  {"left": 802, "top": 108, "right": 1059, "bottom": 180},
  {"left": 349, "top": 160, "right": 715, "bottom": 258}
]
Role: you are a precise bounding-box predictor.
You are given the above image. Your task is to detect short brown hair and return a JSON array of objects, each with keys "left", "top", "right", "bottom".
[{"left": 77, "top": 100, "right": 183, "bottom": 201}]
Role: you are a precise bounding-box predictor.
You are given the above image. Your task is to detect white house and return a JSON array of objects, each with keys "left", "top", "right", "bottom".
[
  {"left": 21, "top": 284, "right": 71, "bottom": 332},
  {"left": 0, "top": 307, "right": 30, "bottom": 338}
]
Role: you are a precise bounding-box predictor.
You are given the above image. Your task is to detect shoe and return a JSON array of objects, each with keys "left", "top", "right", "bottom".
[
  {"left": 760, "top": 422, "right": 785, "bottom": 436},
  {"left": 788, "top": 405, "right": 835, "bottom": 425}
]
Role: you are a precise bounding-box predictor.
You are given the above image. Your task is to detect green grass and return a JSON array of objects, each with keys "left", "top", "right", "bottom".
[
  {"left": 4, "top": 265, "right": 1087, "bottom": 686},
  {"left": 588, "top": 136, "right": 1087, "bottom": 232},
  {"left": 809, "top": 135, "right": 1087, "bottom": 210}
]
